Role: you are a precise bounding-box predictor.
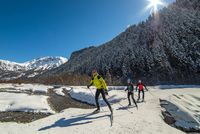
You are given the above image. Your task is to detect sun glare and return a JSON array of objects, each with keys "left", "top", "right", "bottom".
[{"left": 146, "top": 0, "right": 166, "bottom": 14}]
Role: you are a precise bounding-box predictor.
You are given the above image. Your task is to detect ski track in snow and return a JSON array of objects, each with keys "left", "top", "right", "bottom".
[{"left": 0, "top": 84, "right": 200, "bottom": 134}]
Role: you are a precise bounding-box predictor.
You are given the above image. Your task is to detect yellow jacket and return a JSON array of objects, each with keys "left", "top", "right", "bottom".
[{"left": 89, "top": 74, "right": 107, "bottom": 91}]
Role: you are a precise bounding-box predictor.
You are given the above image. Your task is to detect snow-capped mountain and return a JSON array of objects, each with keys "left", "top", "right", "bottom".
[
  {"left": 0, "top": 56, "right": 68, "bottom": 81},
  {"left": 22, "top": 56, "right": 68, "bottom": 71},
  {"left": 0, "top": 60, "right": 26, "bottom": 72}
]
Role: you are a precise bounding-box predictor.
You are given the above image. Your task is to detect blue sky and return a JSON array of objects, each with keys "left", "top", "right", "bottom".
[{"left": 0, "top": 0, "right": 175, "bottom": 62}]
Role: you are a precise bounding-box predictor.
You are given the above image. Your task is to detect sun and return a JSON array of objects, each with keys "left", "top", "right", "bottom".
[{"left": 146, "top": 0, "right": 166, "bottom": 14}]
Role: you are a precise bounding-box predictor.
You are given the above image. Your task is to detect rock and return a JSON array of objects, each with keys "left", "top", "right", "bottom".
[{"left": 162, "top": 110, "right": 176, "bottom": 125}]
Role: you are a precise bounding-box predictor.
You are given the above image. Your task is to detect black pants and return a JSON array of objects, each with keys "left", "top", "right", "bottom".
[
  {"left": 95, "top": 89, "right": 112, "bottom": 111},
  {"left": 138, "top": 90, "right": 145, "bottom": 100},
  {"left": 128, "top": 92, "right": 137, "bottom": 107}
]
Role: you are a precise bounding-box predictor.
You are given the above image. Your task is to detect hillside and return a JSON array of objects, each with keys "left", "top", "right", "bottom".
[{"left": 36, "top": 0, "right": 200, "bottom": 85}]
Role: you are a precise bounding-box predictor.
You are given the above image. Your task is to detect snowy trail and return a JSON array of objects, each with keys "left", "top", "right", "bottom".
[{"left": 0, "top": 86, "right": 195, "bottom": 134}]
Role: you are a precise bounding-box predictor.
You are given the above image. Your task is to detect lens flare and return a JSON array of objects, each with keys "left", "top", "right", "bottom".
[{"left": 146, "top": 0, "right": 166, "bottom": 14}]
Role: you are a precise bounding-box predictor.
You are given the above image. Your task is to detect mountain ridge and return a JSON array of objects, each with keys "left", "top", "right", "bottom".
[{"left": 0, "top": 56, "right": 68, "bottom": 81}]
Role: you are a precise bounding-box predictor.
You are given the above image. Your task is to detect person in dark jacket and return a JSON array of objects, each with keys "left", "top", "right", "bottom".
[
  {"left": 136, "top": 80, "right": 148, "bottom": 102},
  {"left": 125, "top": 79, "right": 138, "bottom": 108}
]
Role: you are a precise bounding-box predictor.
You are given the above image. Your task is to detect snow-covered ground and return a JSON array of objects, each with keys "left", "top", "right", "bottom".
[
  {"left": 53, "top": 88, "right": 67, "bottom": 96},
  {"left": 0, "top": 92, "right": 54, "bottom": 113},
  {"left": 0, "top": 84, "right": 56, "bottom": 114},
  {"left": 0, "top": 84, "right": 73, "bottom": 113},
  {"left": 0, "top": 84, "right": 199, "bottom": 134},
  {"left": 0, "top": 83, "right": 53, "bottom": 93}
]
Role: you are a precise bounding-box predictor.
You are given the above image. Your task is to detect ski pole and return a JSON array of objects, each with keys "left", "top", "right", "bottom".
[
  {"left": 107, "top": 94, "right": 133, "bottom": 114},
  {"left": 88, "top": 88, "right": 95, "bottom": 98},
  {"left": 88, "top": 87, "right": 114, "bottom": 127}
]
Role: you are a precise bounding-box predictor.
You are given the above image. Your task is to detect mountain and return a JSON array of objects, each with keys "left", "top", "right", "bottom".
[
  {"left": 22, "top": 57, "right": 68, "bottom": 71},
  {"left": 0, "top": 57, "right": 68, "bottom": 81},
  {"left": 35, "top": 0, "right": 200, "bottom": 85},
  {"left": 0, "top": 60, "right": 26, "bottom": 72}
]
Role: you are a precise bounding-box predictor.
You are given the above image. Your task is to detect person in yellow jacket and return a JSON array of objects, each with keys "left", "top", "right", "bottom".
[{"left": 87, "top": 69, "right": 113, "bottom": 113}]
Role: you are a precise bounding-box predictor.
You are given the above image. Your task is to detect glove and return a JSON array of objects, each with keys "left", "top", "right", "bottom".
[{"left": 105, "top": 91, "right": 108, "bottom": 95}]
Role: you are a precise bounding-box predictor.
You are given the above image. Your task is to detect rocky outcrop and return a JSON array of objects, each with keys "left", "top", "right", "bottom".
[{"left": 160, "top": 99, "right": 200, "bottom": 133}]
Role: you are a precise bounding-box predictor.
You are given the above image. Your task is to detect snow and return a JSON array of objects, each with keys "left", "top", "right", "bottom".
[
  {"left": 27, "top": 72, "right": 39, "bottom": 78},
  {"left": 168, "top": 93, "right": 200, "bottom": 130},
  {"left": 22, "top": 56, "right": 68, "bottom": 70},
  {"left": 69, "top": 86, "right": 96, "bottom": 105},
  {"left": 0, "top": 56, "right": 68, "bottom": 72},
  {"left": 53, "top": 88, "right": 65, "bottom": 96},
  {"left": 69, "top": 86, "right": 127, "bottom": 106},
  {"left": 0, "top": 85, "right": 199, "bottom": 134},
  {"left": 0, "top": 83, "right": 55, "bottom": 114},
  {"left": 69, "top": 86, "right": 200, "bottom": 132},
  {"left": 154, "top": 85, "right": 200, "bottom": 89},
  {"left": 0, "top": 59, "right": 26, "bottom": 71},
  {"left": 0, "top": 83, "right": 53, "bottom": 93},
  {"left": 0, "top": 92, "right": 54, "bottom": 113}
]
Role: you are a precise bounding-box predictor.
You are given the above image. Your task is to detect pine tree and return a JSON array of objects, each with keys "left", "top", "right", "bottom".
[{"left": 105, "top": 70, "right": 112, "bottom": 85}]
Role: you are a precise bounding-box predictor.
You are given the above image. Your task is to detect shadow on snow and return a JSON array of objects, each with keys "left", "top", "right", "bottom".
[{"left": 38, "top": 112, "right": 108, "bottom": 131}]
